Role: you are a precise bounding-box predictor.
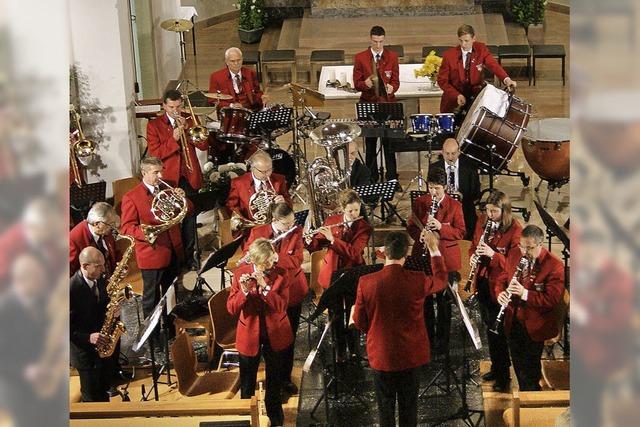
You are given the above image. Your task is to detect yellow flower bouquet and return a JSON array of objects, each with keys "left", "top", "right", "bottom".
[{"left": 414, "top": 50, "right": 442, "bottom": 85}]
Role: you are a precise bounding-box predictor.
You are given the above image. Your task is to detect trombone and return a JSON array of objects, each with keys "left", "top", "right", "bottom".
[
  {"left": 183, "top": 93, "right": 209, "bottom": 144},
  {"left": 171, "top": 112, "right": 194, "bottom": 172},
  {"left": 69, "top": 104, "right": 97, "bottom": 187}
]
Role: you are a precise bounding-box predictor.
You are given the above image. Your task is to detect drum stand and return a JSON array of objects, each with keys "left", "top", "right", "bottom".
[
  {"left": 535, "top": 178, "right": 569, "bottom": 208},
  {"left": 397, "top": 133, "right": 437, "bottom": 200},
  {"left": 476, "top": 145, "right": 531, "bottom": 221}
]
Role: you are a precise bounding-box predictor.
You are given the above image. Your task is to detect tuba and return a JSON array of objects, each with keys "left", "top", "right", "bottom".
[
  {"left": 69, "top": 104, "right": 97, "bottom": 187},
  {"left": 307, "top": 122, "right": 359, "bottom": 226},
  {"left": 248, "top": 178, "right": 278, "bottom": 224},
  {"left": 142, "top": 179, "right": 188, "bottom": 244},
  {"left": 97, "top": 233, "right": 135, "bottom": 358}
]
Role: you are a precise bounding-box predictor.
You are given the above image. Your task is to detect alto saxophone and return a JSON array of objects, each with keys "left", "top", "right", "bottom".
[
  {"left": 464, "top": 219, "right": 499, "bottom": 292},
  {"left": 97, "top": 233, "right": 135, "bottom": 358}
]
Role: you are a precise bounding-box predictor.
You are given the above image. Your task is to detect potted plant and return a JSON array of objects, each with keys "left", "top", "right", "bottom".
[
  {"left": 236, "top": 0, "right": 265, "bottom": 44},
  {"left": 511, "top": 0, "right": 547, "bottom": 44},
  {"left": 414, "top": 50, "right": 443, "bottom": 88}
]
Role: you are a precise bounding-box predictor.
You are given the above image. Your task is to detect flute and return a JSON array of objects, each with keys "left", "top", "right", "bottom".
[
  {"left": 489, "top": 256, "right": 530, "bottom": 334},
  {"left": 236, "top": 225, "right": 298, "bottom": 266},
  {"left": 303, "top": 216, "right": 363, "bottom": 240}
]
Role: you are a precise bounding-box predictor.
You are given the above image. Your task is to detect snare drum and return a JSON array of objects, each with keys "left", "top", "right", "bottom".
[
  {"left": 522, "top": 118, "right": 570, "bottom": 182},
  {"left": 435, "top": 113, "right": 455, "bottom": 133},
  {"left": 219, "top": 107, "right": 253, "bottom": 142},
  {"left": 411, "top": 114, "right": 435, "bottom": 133},
  {"left": 457, "top": 84, "right": 532, "bottom": 171}
]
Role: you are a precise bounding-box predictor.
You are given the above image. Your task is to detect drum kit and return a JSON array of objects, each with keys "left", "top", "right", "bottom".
[{"left": 410, "top": 113, "right": 456, "bottom": 135}]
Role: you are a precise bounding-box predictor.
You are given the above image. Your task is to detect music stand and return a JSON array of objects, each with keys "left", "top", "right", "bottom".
[
  {"left": 308, "top": 264, "right": 383, "bottom": 418},
  {"left": 354, "top": 180, "right": 403, "bottom": 226},
  {"left": 356, "top": 102, "right": 404, "bottom": 182},
  {"left": 199, "top": 236, "right": 244, "bottom": 291},
  {"left": 249, "top": 107, "right": 293, "bottom": 145},
  {"left": 133, "top": 281, "right": 177, "bottom": 401},
  {"left": 70, "top": 181, "right": 107, "bottom": 224},
  {"left": 294, "top": 209, "right": 309, "bottom": 227}
]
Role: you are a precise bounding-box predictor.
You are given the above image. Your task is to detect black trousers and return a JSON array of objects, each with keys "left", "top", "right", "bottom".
[
  {"left": 282, "top": 304, "right": 302, "bottom": 383},
  {"left": 73, "top": 349, "right": 115, "bottom": 402},
  {"left": 140, "top": 256, "right": 179, "bottom": 318},
  {"left": 365, "top": 137, "right": 398, "bottom": 182},
  {"left": 178, "top": 176, "right": 198, "bottom": 268},
  {"left": 476, "top": 277, "right": 511, "bottom": 380},
  {"left": 423, "top": 274, "right": 454, "bottom": 352},
  {"left": 507, "top": 317, "right": 544, "bottom": 391},
  {"left": 373, "top": 367, "right": 420, "bottom": 427},
  {"left": 239, "top": 338, "right": 286, "bottom": 426}
]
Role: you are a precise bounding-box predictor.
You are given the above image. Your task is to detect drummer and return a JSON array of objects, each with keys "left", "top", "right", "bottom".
[
  {"left": 208, "top": 47, "right": 268, "bottom": 112},
  {"left": 437, "top": 24, "right": 516, "bottom": 116}
]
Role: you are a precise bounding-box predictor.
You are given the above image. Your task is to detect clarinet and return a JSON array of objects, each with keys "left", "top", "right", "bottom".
[
  {"left": 490, "top": 256, "right": 530, "bottom": 334},
  {"left": 464, "top": 219, "right": 498, "bottom": 292}
]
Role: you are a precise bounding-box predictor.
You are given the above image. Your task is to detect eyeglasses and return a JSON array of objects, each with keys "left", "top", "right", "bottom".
[
  {"left": 519, "top": 244, "right": 541, "bottom": 251},
  {"left": 253, "top": 166, "right": 272, "bottom": 174}
]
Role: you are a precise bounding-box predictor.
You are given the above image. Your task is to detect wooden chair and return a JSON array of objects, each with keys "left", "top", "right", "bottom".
[
  {"left": 532, "top": 44, "right": 566, "bottom": 86},
  {"left": 112, "top": 176, "right": 140, "bottom": 215},
  {"left": 209, "top": 288, "right": 239, "bottom": 369},
  {"left": 541, "top": 359, "right": 570, "bottom": 391},
  {"left": 309, "top": 49, "right": 345, "bottom": 86},
  {"left": 173, "top": 314, "right": 215, "bottom": 365},
  {"left": 261, "top": 49, "right": 297, "bottom": 86},
  {"left": 457, "top": 240, "right": 473, "bottom": 301},
  {"left": 543, "top": 289, "right": 570, "bottom": 358},
  {"left": 385, "top": 44, "right": 405, "bottom": 63},
  {"left": 502, "top": 390, "right": 570, "bottom": 427},
  {"left": 170, "top": 332, "right": 240, "bottom": 397},
  {"left": 309, "top": 249, "right": 328, "bottom": 305}
]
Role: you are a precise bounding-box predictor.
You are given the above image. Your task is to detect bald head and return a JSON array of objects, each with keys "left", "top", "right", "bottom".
[
  {"left": 79, "top": 247, "right": 105, "bottom": 280},
  {"left": 11, "top": 253, "right": 46, "bottom": 301},
  {"left": 442, "top": 138, "right": 460, "bottom": 165}
]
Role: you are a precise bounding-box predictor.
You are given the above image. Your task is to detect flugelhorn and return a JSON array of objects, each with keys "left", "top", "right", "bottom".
[
  {"left": 489, "top": 256, "right": 530, "bottom": 334},
  {"left": 141, "top": 179, "right": 188, "bottom": 244},
  {"left": 464, "top": 219, "right": 499, "bottom": 292},
  {"left": 70, "top": 104, "right": 97, "bottom": 187},
  {"left": 303, "top": 216, "right": 363, "bottom": 240}
]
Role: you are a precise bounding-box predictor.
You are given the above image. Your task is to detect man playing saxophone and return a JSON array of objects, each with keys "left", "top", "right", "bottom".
[
  {"left": 146, "top": 89, "right": 208, "bottom": 270},
  {"left": 468, "top": 190, "right": 522, "bottom": 392},
  {"left": 69, "top": 247, "right": 115, "bottom": 402},
  {"left": 495, "top": 225, "right": 564, "bottom": 391},
  {"left": 226, "top": 150, "right": 292, "bottom": 233},
  {"left": 121, "top": 157, "right": 190, "bottom": 321}
]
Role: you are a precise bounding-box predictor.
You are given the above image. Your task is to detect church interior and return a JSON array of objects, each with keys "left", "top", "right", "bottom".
[{"left": 65, "top": 1, "right": 571, "bottom": 426}]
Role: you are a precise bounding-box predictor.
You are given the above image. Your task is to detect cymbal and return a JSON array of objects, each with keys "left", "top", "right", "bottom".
[
  {"left": 160, "top": 19, "right": 194, "bottom": 32},
  {"left": 204, "top": 92, "right": 233, "bottom": 100}
]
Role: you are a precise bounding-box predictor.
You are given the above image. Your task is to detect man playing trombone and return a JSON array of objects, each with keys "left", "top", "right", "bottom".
[
  {"left": 495, "top": 225, "right": 564, "bottom": 391},
  {"left": 146, "top": 89, "right": 208, "bottom": 270}
]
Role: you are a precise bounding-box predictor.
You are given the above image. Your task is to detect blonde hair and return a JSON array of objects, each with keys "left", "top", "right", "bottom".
[
  {"left": 338, "top": 189, "right": 361, "bottom": 208},
  {"left": 248, "top": 238, "right": 275, "bottom": 266}
]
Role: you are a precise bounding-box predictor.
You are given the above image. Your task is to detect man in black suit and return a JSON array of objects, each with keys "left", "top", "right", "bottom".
[
  {"left": 70, "top": 246, "right": 115, "bottom": 402},
  {"left": 348, "top": 142, "right": 372, "bottom": 188},
  {"left": 434, "top": 138, "right": 481, "bottom": 239}
]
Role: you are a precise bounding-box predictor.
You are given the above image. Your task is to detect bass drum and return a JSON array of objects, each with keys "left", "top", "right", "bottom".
[
  {"left": 522, "top": 118, "right": 570, "bottom": 182},
  {"left": 267, "top": 148, "right": 296, "bottom": 188},
  {"left": 457, "top": 84, "right": 532, "bottom": 172}
]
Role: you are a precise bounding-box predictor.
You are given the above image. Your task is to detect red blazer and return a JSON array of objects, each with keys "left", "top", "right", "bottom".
[
  {"left": 225, "top": 172, "right": 292, "bottom": 221},
  {"left": 120, "top": 182, "right": 184, "bottom": 269},
  {"left": 353, "top": 260, "right": 447, "bottom": 372},
  {"left": 306, "top": 214, "right": 373, "bottom": 289},
  {"left": 496, "top": 248, "right": 565, "bottom": 342},
  {"left": 407, "top": 194, "right": 465, "bottom": 272},
  {"left": 244, "top": 224, "right": 308, "bottom": 307},
  {"left": 436, "top": 41, "right": 509, "bottom": 113},
  {"left": 353, "top": 48, "right": 400, "bottom": 103},
  {"left": 227, "top": 263, "right": 293, "bottom": 356},
  {"left": 69, "top": 220, "right": 120, "bottom": 277},
  {"left": 146, "top": 113, "right": 209, "bottom": 191},
  {"left": 208, "top": 66, "right": 264, "bottom": 111},
  {"left": 469, "top": 215, "right": 522, "bottom": 300}
]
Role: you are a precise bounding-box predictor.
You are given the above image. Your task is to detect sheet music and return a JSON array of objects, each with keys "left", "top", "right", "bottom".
[{"left": 450, "top": 283, "right": 482, "bottom": 350}]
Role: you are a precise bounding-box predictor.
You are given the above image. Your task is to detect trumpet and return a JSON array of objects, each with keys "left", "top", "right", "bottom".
[
  {"left": 464, "top": 219, "right": 499, "bottom": 292},
  {"left": 236, "top": 225, "right": 298, "bottom": 265},
  {"left": 303, "top": 216, "right": 363, "bottom": 240},
  {"left": 141, "top": 179, "right": 188, "bottom": 244},
  {"left": 70, "top": 104, "right": 97, "bottom": 187},
  {"left": 489, "top": 256, "right": 530, "bottom": 334}
]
